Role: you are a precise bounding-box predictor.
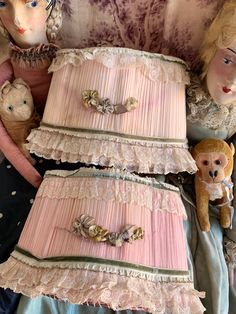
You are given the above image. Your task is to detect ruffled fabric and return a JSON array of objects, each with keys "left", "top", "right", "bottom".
[
  {"left": 187, "top": 73, "right": 236, "bottom": 134},
  {"left": 224, "top": 237, "right": 236, "bottom": 287},
  {"left": 27, "top": 127, "right": 197, "bottom": 174},
  {"left": 0, "top": 254, "right": 205, "bottom": 314},
  {"left": 11, "top": 43, "right": 58, "bottom": 70},
  {"left": 49, "top": 47, "right": 190, "bottom": 84},
  {"left": 36, "top": 167, "right": 186, "bottom": 218}
]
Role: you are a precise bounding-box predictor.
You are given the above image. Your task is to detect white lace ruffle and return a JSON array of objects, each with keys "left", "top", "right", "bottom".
[
  {"left": 187, "top": 73, "right": 236, "bottom": 131},
  {"left": 36, "top": 168, "right": 187, "bottom": 218},
  {"left": 27, "top": 127, "right": 197, "bottom": 175},
  {"left": 0, "top": 255, "right": 205, "bottom": 314},
  {"left": 49, "top": 47, "right": 190, "bottom": 84},
  {"left": 224, "top": 237, "right": 236, "bottom": 286}
]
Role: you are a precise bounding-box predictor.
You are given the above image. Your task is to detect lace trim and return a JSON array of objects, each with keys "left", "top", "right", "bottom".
[
  {"left": 0, "top": 255, "right": 205, "bottom": 313},
  {"left": 187, "top": 73, "right": 236, "bottom": 131},
  {"left": 12, "top": 249, "right": 190, "bottom": 283},
  {"left": 224, "top": 237, "right": 236, "bottom": 266},
  {"left": 10, "top": 43, "right": 58, "bottom": 69},
  {"left": 49, "top": 47, "right": 190, "bottom": 84},
  {"left": 44, "top": 167, "right": 180, "bottom": 192},
  {"left": 37, "top": 169, "right": 187, "bottom": 218},
  {"left": 27, "top": 127, "right": 197, "bottom": 175},
  {"left": 224, "top": 237, "right": 236, "bottom": 286}
]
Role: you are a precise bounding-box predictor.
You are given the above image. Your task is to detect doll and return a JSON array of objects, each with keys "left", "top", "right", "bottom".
[
  {"left": 0, "top": 1, "right": 64, "bottom": 313},
  {"left": 187, "top": 0, "right": 236, "bottom": 143},
  {"left": 0, "top": 0, "right": 62, "bottom": 187}
]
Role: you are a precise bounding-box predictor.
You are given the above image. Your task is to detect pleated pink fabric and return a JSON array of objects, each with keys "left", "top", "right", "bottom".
[
  {"left": 28, "top": 47, "right": 197, "bottom": 174},
  {"left": 0, "top": 168, "right": 205, "bottom": 313}
]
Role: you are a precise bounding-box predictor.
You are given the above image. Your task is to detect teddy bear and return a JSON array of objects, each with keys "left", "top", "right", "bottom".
[
  {"left": 0, "top": 78, "right": 40, "bottom": 165},
  {"left": 192, "top": 138, "right": 235, "bottom": 232}
]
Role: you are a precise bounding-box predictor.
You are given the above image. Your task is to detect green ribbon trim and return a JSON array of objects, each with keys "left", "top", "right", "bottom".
[
  {"left": 40, "top": 123, "right": 187, "bottom": 144},
  {"left": 44, "top": 168, "right": 180, "bottom": 194},
  {"left": 15, "top": 246, "right": 189, "bottom": 277}
]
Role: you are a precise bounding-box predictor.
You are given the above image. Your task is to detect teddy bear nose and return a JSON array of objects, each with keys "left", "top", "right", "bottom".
[{"left": 209, "top": 171, "right": 218, "bottom": 178}]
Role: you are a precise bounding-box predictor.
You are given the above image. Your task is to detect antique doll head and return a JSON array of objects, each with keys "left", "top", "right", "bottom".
[
  {"left": 0, "top": 0, "right": 62, "bottom": 48},
  {"left": 200, "top": 1, "right": 236, "bottom": 106}
]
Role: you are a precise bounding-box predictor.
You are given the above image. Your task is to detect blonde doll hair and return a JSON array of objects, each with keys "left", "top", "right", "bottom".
[
  {"left": 201, "top": 0, "right": 236, "bottom": 79},
  {"left": 0, "top": 0, "right": 62, "bottom": 44}
]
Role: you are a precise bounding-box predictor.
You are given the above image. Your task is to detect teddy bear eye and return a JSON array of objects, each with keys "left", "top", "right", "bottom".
[
  {"left": 215, "top": 160, "right": 221, "bottom": 165},
  {"left": 23, "top": 100, "right": 27, "bottom": 104},
  {"left": 7, "top": 105, "right": 13, "bottom": 112},
  {"left": 203, "top": 160, "right": 209, "bottom": 166}
]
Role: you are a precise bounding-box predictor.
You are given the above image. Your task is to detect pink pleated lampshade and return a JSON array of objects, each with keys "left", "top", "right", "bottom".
[{"left": 28, "top": 47, "right": 197, "bottom": 174}]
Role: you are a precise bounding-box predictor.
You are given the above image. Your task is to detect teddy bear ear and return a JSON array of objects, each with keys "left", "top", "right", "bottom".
[
  {"left": 0, "top": 81, "right": 12, "bottom": 101},
  {"left": 13, "top": 78, "right": 30, "bottom": 90},
  {"left": 230, "top": 143, "right": 235, "bottom": 156}
]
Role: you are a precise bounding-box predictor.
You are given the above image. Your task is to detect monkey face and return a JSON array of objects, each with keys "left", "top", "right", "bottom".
[{"left": 196, "top": 152, "right": 228, "bottom": 183}]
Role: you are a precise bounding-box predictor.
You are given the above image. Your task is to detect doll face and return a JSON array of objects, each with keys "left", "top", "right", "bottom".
[
  {"left": 0, "top": 0, "right": 49, "bottom": 48},
  {"left": 206, "top": 41, "right": 236, "bottom": 105}
]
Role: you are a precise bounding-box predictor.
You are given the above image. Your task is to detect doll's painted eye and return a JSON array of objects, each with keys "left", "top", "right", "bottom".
[
  {"left": 215, "top": 160, "right": 221, "bottom": 165},
  {"left": 26, "top": 0, "right": 39, "bottom": 8},
  {"left": 223, "top": 58, "right": 232, "bottom": 65},
  {"left": 7, "top": 105, "right": 13, "bottom": 112},
  {"left": 0, "top": 1, "right": 6, "bottom": 8},
  {"left": 203, "top": 160, "right": 209, "bottom": 166}
]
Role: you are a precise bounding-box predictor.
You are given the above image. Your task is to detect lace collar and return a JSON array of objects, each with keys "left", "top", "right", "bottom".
[{"left": 186, "top": 73, "right": 236, "bottom": 131}]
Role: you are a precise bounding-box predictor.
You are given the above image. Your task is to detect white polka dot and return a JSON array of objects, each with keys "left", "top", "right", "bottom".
[
  {"left": 11, "top": 191, "right": 16, "bottom": 196},
  {"left": 6, "top": 165, "right": 11, "bottom": 169},
  {"left": 39, "top": 159, "right": 44, "bottom": 164},
  {"left": 56, "top": 160, "right": 60, "bottom": 165},
  {"left": 29, "top": 199, "right": 34, "bottom": 204},
  {"left": 17, "top": 221, "right": 21, "bottom": 226},
  {"left": 0, "top": 213, "right": 3, "bottom": 219}
]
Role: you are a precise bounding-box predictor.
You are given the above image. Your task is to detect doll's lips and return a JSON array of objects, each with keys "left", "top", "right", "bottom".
[
  {"left": 17, "top": 28, "right": 26, "bottom": 34},
  {"left": 222, "top": 86, "right": 231, "bottom": 93}
]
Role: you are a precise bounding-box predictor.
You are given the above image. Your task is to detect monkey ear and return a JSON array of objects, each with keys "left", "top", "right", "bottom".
[
  {"left": 230, "top": 143, "right": 235, "bottom": 156},
  {"left": 0, "top": 81, "right": 12, "bottom": 101}
]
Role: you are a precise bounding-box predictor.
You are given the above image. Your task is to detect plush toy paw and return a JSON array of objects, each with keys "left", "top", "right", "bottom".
[
  {"left": 198, "top": 217, "right": 211, "bottom": 232},
  {"left": 220, "top": 206, "right": 232, "bottom": 229}
]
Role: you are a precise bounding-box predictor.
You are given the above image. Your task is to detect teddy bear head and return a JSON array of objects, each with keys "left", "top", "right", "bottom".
[{"left": 0, "top": 78, "right": 34, "bottom": 122}]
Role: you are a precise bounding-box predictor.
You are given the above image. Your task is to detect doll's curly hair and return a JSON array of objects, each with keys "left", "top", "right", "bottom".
[
  {"left": 0, "top": 0, "right": 62, "bottom": 43},
  {"left": 201, "top": 0, "right": 236, "bottom": 79}
]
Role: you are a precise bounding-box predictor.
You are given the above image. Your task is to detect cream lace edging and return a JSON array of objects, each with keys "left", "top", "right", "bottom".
[
  {"left": 37, "top": 168, "right": 187, "bottom": 218},
  {"left": 187, "top": 73, "right": 236, "bottom": 131},
  {"left": 0, "top": 254, "right": 205, "bottom": 314},
  {"left": 224, "top": 237, "right": 236, "bottom": 286},
  {"left": 48, "top": 47, "right": 190, "bottom": 84},
  {"left": 27, "top": 126, "right": 197, "bottom": 175}
]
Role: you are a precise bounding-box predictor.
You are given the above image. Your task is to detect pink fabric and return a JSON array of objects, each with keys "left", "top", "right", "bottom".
[
  {"left": 0, "top": 59, "right": 14, "bottom": 85},
  {"left": 44, "top": 53, "right": 187, "bottom": 139},
  {"left": 18, "top": 172, "right": 188, "bottom": 270},
  {"left": 0, "top": 120, "right": 42, "bottom": 188}
]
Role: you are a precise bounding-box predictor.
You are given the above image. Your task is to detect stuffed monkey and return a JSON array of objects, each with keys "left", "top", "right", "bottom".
[{"left": 192, "top": 138, "right": 234, "bottom": 232}]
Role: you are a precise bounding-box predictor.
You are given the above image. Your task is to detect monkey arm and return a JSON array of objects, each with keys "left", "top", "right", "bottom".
[
  {"left": 219, "top": 184, "right": 233, "bottom": 228},
  {"left": 195, "top": 175, "right": 211, "bottom": 232}
]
